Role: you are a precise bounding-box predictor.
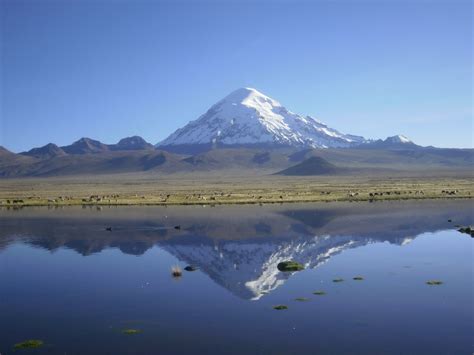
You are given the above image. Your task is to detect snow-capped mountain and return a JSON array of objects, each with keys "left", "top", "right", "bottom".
[
  {"left": 157, "top": 88, "right": 368, "bottom": 150},
  {"left": 385, "top": 135, "right": 412, "bottom": 144},
  {"left": 358, "top": 134, "right": 418, "bottom": 150}
]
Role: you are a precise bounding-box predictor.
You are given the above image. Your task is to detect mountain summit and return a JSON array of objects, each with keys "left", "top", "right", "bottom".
[
  {"left": 157, "top": 88, "right": 367, "bottom": 152},
  {"left": 22, "top": 143, "right": 67, "bottom": 159},
  {"left": 359, "top": 134, "right": 418, "bottom": 150},
  {"left": 385, "top": 135, "right": 412, "bottom": 144}
]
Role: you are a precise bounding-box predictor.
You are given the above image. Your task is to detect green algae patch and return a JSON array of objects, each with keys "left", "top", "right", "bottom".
[
  {"left": 277, "top": 261, "right": 304, "bottom": 272},
  {"left": 122, "top": 329, "right": 141, "bottom": 335},
  {"left": 332, "top": 278, "right": 344, "bottom": 283},
  {"left": 353, "top": 276, "right": 364, "bottom": 281},
  {"left": 13, "top": 339, "right": 43, "bottom": 349},
  {"left": 312, "top": 291, "right": 326, "bottom": 295},
  {"left": 273, "top": 305, "right": 288, "bottom": 310},
  {"left": 426, "top": 280, "right": 443, "bottom": 286}
]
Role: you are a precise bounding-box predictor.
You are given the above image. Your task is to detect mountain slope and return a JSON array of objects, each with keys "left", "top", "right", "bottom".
[
  {"left": 0, "top": 150, "right": 183, "bottom": 177},
  {"left": 358, "top": 135, "right": 420, "bottom": 150},
  {"left": 22, "top": 143, "right": 67, "bottom": 159},
  {"left": 112, "top": 136, "right": 154, "bottom": 151},
  {"left": 0, "top": 146, "right": 38, "bottom": 174},
  {"left": 291, "top": 147, "right": 474, "bottom": 170},
  {"left": 62, "top": 138, "right": 110, "bottom": 154},
  {"left": 181, "top": 148, "right": 292, "bottom": 172},
  {"left": 0, "top": 146, "right": 18, "bottom": 160},
  {"left": 0, "top": 145, "right": 472, "bottom": 177},
  {"left": 277, "top": 156, "right": 340, "bottom": 175},
  {"left": 157, "top": 88, "right": 367, "bottom": 153}
]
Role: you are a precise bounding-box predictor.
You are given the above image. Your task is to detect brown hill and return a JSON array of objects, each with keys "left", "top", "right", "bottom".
[
  {"left": 22, "top": 143, "right": 67, "bottom": 159},
  {"left": 277, "top": 156, "right": 340, "bottom": 176}
]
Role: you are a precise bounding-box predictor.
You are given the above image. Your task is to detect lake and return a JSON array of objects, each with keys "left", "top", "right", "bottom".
[{"left": 0, "top": 200, "right": 472, "bottom": 354}]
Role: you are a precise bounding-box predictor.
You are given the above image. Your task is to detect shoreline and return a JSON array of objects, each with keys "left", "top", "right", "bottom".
[
  {"left": 1, "top": 175, "right": 472, "bottom": 207},
  {"left": 1, "top": 195, "right": 472, "bottom": 207}
]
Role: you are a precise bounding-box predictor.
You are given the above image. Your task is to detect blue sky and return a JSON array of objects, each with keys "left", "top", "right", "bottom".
[{"left": 1, "top": 0, "right": 472, "bottom": 152}]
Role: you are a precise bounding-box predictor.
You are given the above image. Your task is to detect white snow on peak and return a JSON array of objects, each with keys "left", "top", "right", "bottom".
[
  {"left": 157, "top": 88, "right": 367, "bottom": 148},
  {"left": 385, "top": 135, "right": 412, "bottom": 144},
  {"left": 224, "top": 87, "right": 279, "bottom": 105}
]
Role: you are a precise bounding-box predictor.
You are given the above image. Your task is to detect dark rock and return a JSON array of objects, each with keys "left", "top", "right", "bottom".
[{"left": 426, "top": 280, "right": 443, "bottom": 285}]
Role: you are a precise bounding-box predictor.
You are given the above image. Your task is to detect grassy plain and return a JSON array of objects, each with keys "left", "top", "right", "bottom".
[{"left": 0, "top": 171, "right": 472, "bottom": 206}]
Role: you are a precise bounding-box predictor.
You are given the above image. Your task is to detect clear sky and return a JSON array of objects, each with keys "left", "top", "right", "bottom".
[{"left": 1, "top": 0, "right": 472, "bottom": 152}]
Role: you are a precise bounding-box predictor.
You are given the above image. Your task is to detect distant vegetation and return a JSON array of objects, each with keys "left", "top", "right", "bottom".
[{"left": 0, "top": 174, "right": 471, "bottom": 206}]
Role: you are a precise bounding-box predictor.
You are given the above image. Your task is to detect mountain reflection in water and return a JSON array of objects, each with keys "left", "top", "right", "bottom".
[{"left": 0, "top": 200, "right": 471, "bottom": 300}]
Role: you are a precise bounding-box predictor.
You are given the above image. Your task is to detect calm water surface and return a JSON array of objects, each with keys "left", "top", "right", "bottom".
[{"left": 0, "top": 200, "right": 472, "bottom": 354}]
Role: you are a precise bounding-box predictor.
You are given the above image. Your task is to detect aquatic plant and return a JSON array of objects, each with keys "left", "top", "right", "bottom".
[
  {"left": 122, "top": 329, "right": 141, "bottom": 335},
  {"left": 13, "top": 339, "right": 43, "bottom": 349},
  {"left": 171, "top": 265, "right": 182, "bottom": 278},
  {"left": 312, "top": 291, "right": 326, "bottom": 295},
  {"left": 426, "top": 280, "right": 443, "bottom": 285},
  {"left": 332, "top": 278, "right": 344, "bottom": 283},
  {"left": 277, "top": 261, "right": 304, "bottom": 272},
  {"left": 273, "top": 305, "right": 288, "bottom": 310},
  {"left": 353, "top": 276, "right": 364, "bottom": 281},
  {"left": 457, "top": 226, "right": 474, "bottom": 237}
]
